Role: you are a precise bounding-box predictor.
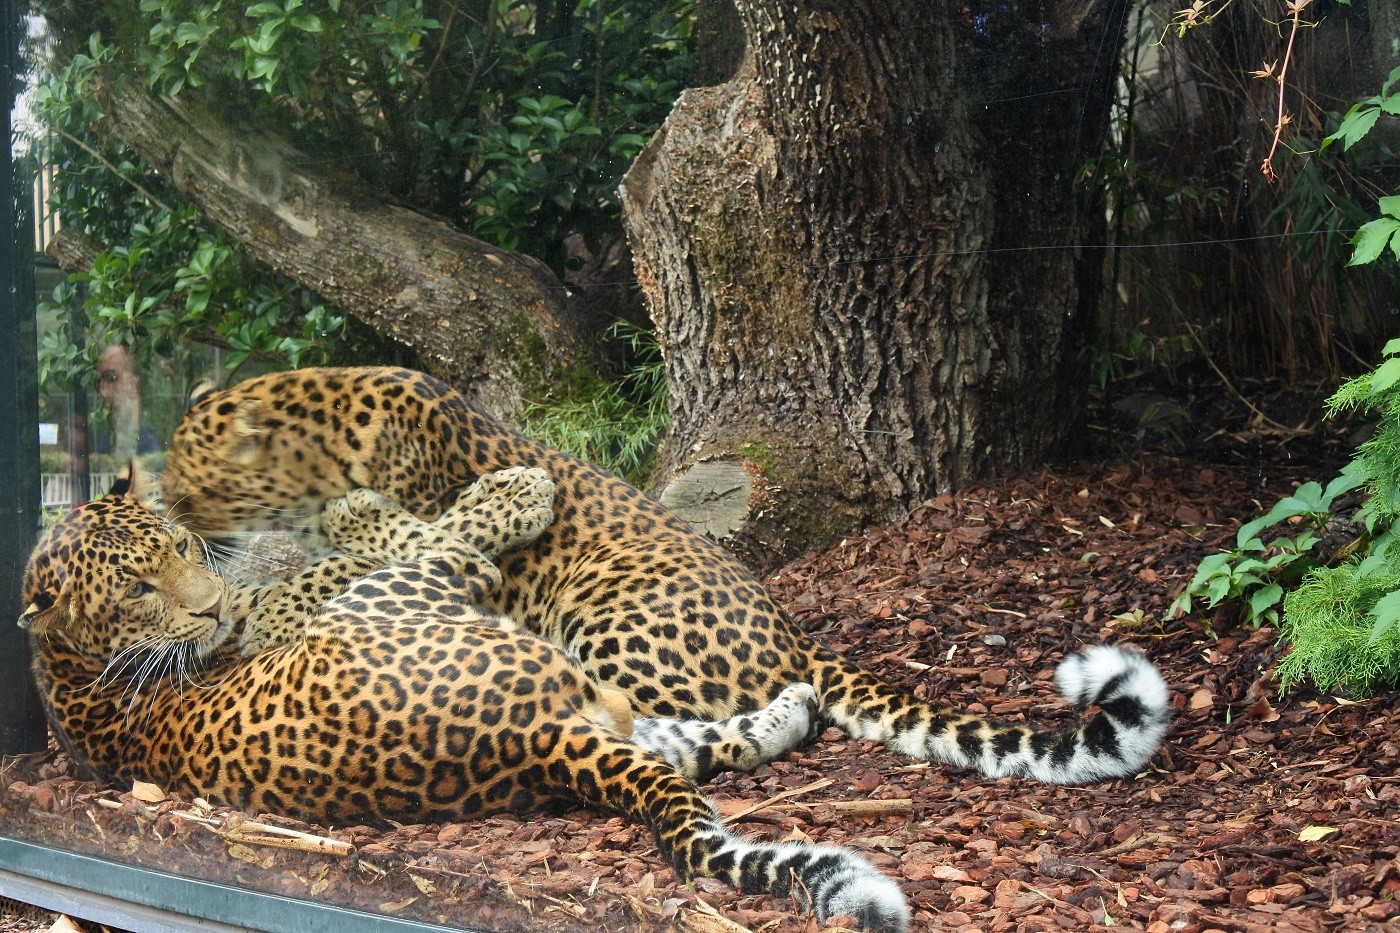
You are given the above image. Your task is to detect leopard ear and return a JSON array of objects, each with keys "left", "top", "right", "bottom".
[
  {"left": 225, "top": 398, "right": 269, "bottom": 467},
  {"left": 19, "top": 591, "right": 70, "bottom": 637},
  {"left": 186, "top": 379, "right": 217, "bottom": 409},
  {"left": 109, "top": 461, "right": 158, "bottom": 505}
]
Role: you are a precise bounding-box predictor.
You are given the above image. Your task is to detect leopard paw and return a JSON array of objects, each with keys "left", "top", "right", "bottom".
[
  {"left": 322, "top": 488, "right": 427, "bottom": 561},
  {"left": 438, "top": 467, "right": 555, "bottom": 556}
]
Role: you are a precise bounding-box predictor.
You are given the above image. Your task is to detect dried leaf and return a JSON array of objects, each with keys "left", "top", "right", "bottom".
[
  {"left": 1298, "top": 825, "right": 1338, "bottom": 843},
  {"left": 227, "top": 842, "right": 261, "bottom": 863},
  {"left": 410, "top": 874, "right": 437, "bottom": 895},
  {"left": 684, "top": 898, "right": 753, "bottom": 933},
  {"left": 131, "top": 780, "right": 167, "bottom": 803}
]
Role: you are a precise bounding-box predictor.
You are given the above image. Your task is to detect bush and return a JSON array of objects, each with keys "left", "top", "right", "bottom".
[{"left": 1170, "top": 64, "right": 1400, "bottom": 697}]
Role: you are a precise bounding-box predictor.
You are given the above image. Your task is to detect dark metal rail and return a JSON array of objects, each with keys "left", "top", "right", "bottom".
[{"left": 0, "top": 838, "right": 480, "bottom": 933}]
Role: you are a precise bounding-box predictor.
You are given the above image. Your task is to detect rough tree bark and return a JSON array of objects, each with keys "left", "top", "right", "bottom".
[
  {"left": 622, "top": 0, "right": 1130, "bottom": 570},
  {"left": 90, "top": 74, "right": 598, "bottom": 420}
]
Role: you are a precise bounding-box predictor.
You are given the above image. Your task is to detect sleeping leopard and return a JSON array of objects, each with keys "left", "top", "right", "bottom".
[
  {"left": 21, "top": 467, "right": 909, "bottom": 931},
  {"left": 162, "top": 366, "right": 1171, "bottom": 785}
]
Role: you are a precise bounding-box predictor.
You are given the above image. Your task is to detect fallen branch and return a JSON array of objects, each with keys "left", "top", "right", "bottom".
[
  {"left": 718, "top": 780, "right": 914, "bottom": 824},
  {"left": 719, "top": 778, "right": 834, "bottom": 823},
  {"left": 818, "top": 798, "right": 914, "bottom": 818},
  {"left": 179, "top": 810, "right": 354, "bottom": 856}
]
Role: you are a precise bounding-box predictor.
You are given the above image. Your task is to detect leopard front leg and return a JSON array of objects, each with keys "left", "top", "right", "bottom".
[
  {"left": 629, "top": 683, "right": 821, "bottom": 783},
  {"left": 228, "top": 554, "right": 381, "bottom": 656},
  {"left": 321, "top": 488, "right": 507, "bottom": 606}
]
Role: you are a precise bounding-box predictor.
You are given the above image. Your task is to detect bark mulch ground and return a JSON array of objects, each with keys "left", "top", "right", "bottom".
[{"left": 3, "top": 431, "right": 1397, "bottom": 933}]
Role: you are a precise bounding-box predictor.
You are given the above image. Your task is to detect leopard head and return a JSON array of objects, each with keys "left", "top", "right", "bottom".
[
  {"left": 22, "top": 466, "right": 233, "bottom": 671},
  {"left": 161, "top": 381, "right": 354, "bottom": 555}
]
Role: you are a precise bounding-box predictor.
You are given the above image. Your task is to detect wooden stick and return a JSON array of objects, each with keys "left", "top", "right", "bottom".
[
  {"left": 177, "top": 810, "right": 354, "bottom": 856},
  {"left": 820, "top": 798, "right": 913, "bottom": 818},
  {"left": 719, "top": 778, "right": 834, "bottom": 823}
]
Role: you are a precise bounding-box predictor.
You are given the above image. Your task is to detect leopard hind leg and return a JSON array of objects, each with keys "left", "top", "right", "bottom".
[
  {"left": 630, "top": 683, "right": 819, "bottom": 782},
  {"left": 546, "top": 725, "right": 908, "bottom": 932}
]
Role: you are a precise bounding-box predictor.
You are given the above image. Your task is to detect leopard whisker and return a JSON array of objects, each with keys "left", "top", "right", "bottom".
[
  {"left": 74, "top": 635, "right": 163, "bottom": 694},
  {"left": 120, "top": 644, "right": 166, "bottom": 720}
]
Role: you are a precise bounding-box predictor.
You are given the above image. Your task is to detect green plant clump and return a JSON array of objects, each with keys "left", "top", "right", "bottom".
[
  {"left": 1171, "top": 339, "right": 1400, "bottom": 696},
  {"left": 1277, "top": 553, "right": 1400, "bottom": 695},
  {"left": 1169, "top": 63, "right": 1400, "bottom": 697},
  {"left": 520, "top": 324, "right": 667, "bottom": 484},
  {"left": 1167, "top": 468, "right": 1363, "bottom": 630}
]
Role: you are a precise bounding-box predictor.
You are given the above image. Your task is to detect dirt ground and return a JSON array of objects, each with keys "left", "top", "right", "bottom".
[{"left": 2, "top": 402, "right": 1398, "bottom": 933}]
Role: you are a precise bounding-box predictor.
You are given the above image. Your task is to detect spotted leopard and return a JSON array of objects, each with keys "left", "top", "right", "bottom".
[
  {"left": 163, "top": 366, "right": 1171, "bottom": 785},
  {"left": 21, "top": 469, "right": 909, "bottom": 931}
]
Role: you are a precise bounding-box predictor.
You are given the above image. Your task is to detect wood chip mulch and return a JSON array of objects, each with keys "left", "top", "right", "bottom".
[{"left": 3, "top": 443, "right": 1398, "bottom": 933}]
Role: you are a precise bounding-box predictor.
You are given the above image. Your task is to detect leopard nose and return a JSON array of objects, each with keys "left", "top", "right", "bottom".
[{"left": 196, "top": 598, "right": 223, "bottom": 621}]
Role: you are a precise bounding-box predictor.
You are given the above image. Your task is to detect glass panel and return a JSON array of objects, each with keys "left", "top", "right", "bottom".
[{"left": 2, "top": 4, "right": 1395, "bottom": 933}]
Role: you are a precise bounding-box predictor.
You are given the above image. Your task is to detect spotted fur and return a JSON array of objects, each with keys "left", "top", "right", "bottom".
[
  {"left": 21, "top": 472, "right": 909, "bottom": 931},
  {"left": 163, "top": 366, "right": 1170, "bottom": 784}
]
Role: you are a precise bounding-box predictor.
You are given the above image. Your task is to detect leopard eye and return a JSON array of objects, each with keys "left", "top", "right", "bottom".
[
  {"left": 174, "top": 537, "right": 190, "bottom": 557},
  {"left": 125, "top": 581, "right": 155, "bottom": 600}
]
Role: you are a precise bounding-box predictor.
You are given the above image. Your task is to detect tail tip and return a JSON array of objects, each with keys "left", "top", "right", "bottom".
[
  {"left": 1054, "top": 644, "right": 1169, "bottom": 713},
  {"left": 808, "top": 848, "right": 911, "bottom": 933}
]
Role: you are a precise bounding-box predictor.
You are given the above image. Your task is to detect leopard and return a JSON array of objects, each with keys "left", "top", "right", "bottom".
[
  {"left": 20, "top": 467, "right": 910, "bottom": 931},
  {"left": 162, "top": 366, "right": 1171, "bottom": 786}
]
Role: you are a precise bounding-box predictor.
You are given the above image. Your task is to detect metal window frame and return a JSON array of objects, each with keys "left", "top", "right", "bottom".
[{"left": 0, "top": 838, "right": 472, "bottom": 933}]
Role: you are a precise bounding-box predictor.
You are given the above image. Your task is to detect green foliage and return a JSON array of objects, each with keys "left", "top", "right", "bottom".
[
  {"left": 32, "top": 0, "right": 696, "bottom": 390},
  {"left": 1324, "top": 339, "right": 1400, "bottom": 535},
  {"left": 1167, "top": 59, "right": 1400, "bottom": 695},
  {"left": 1168, "top": 469, "right": 1364, "bottom": 631},
  {"left": 520, "top": 323, "right": 667, "bottom": 484},
  {"left": 1174, "top": 339, "right": 1400, "bottom": 695},
  {"left": 1322, "top": 65, "right": 1400, "bottom": 267},
  {"left": 30, "top": 33, "right": 357, "bottom": 391},
  {"left": 97, "top": 0, "right": 695, "bottom": 263},
  {"left": 1276, "top": 551, "right": 1400, "bottom": 695}
]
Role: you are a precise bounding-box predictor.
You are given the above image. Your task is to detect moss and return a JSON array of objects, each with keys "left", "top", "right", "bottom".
[
  {"left": 733, "top": 443, "right": 776, "bottom": 474},
  {"left": 689, "top": 200, "right": 810, "bottom": 360},
  {"left": 688, "top": 435, "right": 872, "bottom": 571}
]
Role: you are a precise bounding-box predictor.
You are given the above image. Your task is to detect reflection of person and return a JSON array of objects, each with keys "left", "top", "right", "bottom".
[{"left": 95, "top": 344, "right": 159, "bottom": 460}]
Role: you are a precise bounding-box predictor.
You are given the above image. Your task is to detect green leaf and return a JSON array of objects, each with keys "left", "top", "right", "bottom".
[
  {"left": 1190, "top": 552, "right": 1234, "bottom": 587},
  {"left": 1369, "top": 357, "right": 1400, "bottom": 396},
  {"left": 1385, "top": 64, "right": 1400, "bottom": 97},
  {"left": 186, "top": 288, "right": 211, "bottom": 316},
  {"left": 290, "top": 14, "right": 323, "bottom": 32},
  {"left": 1322, "top": 462, "right": 1369, "bottom": 504},
  {"left": 1349, "top": 217, "right": 1400, "bottom": 267},
  {"left": 1329, "top": 107, "right": 1380, "bottom": 150},
  {"left": 1233, "top": 572, "right": 1266, "bottom": 591},
  {"left": 1366, "top": 589, "right": 1400, "bottom": 645},
  {"left": 1232, "top": 557, "right": 1267, "bottom": 575},
  {"left": 1236, "top": 490, "right": 1323, "bottom": 549},
  {"left": 1247, "top": 584, "right": 1284, "bottom": 621}
]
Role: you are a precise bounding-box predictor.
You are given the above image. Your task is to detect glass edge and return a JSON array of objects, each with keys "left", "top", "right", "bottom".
[{"left": 0, "top": 835, "right": 481, "bottom": 933}]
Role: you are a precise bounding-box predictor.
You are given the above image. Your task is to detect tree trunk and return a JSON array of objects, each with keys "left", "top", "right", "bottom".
[
  {"left": 92, "top": 74, "right": 598, "bottom": 420},
  {"left": 622, "top": 0, "right": 1128, "bottom": 570}
]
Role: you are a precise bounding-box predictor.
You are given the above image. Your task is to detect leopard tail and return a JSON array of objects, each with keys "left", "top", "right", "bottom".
[
  {"left": 808, "top": 643, "right": 1170, "bottom": 784},
  {"left": 546, "top": 727, "right": 909, "bottom": 932}
]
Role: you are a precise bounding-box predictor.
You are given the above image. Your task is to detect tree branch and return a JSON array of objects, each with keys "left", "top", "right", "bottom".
[{"left": 89, "top": 72, "right": 598, "bottom": 419}]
